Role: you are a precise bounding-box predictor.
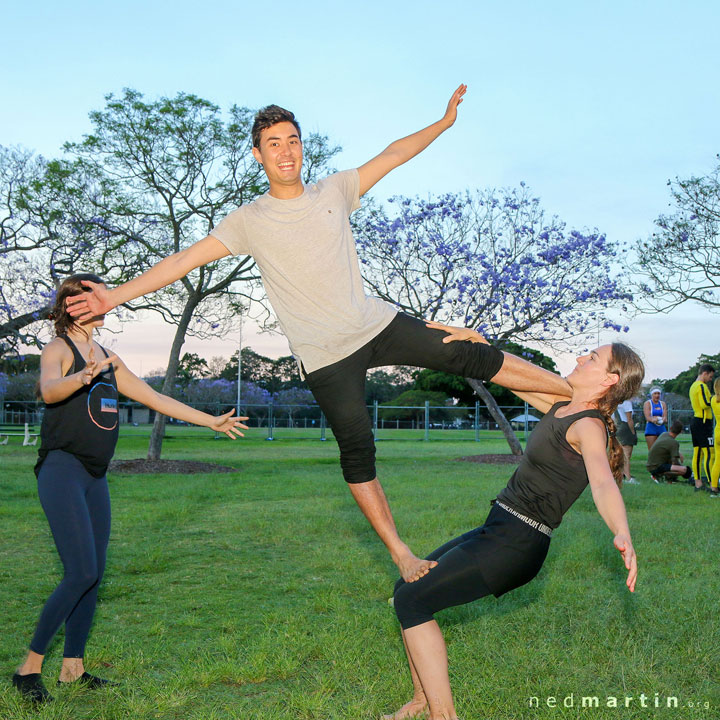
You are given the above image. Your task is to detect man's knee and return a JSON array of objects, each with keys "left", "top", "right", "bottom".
[
  {"left": 393, "top": 581, "right": 432, "bottom": 630},
  {"left": 340, "top": 443, "right": 376, "bottom": 484},
  {"left": 329, "top": 412, "right": 376, "bottom": 483},
  {"left": 456, "top": 339, "right": 504, "bottom": 382}
]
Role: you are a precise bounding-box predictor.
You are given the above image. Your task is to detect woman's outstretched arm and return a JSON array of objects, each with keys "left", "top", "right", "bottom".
[
  {"left": 113, "top": 356, "right": 247, "bottom": 438},
  {"left": 570, "top": 416, "right": 637, "bottom": 592}
]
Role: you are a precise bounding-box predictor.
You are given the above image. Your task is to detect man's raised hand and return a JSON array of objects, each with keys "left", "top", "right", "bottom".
[
  {"left": 442, "top": 84, "right": 467, "bottom": 128},
  {"left": 66, "top": 281, "right": 113, "bottom": 320}
]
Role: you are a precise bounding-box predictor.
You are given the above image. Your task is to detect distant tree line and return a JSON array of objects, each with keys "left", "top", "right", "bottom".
[
  {"left": 4, "top": 88, "right": 716, "bottom": 454},
  {"left": 5, "top": 348, "right": 716, "bottom": 428}
]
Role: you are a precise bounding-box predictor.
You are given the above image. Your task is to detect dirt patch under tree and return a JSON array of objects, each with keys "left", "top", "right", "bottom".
[{"left": 109, "top": 459, "right": 238, "bottom": 475}]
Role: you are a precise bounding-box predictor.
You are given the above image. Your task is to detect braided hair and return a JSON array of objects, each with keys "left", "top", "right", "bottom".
[{"left": 595, "top": 343, "right": 645, "bottom": 486}]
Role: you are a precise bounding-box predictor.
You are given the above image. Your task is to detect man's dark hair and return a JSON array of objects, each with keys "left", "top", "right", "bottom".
[
  {"left": 252, "top": 105, "right": 301, "bottom": 148},
  {"left": 669, "top": 419, "right": 684, "bottom": 435},
  {"left": 698, "top": 363, "right": 715, "bottom": 375}
]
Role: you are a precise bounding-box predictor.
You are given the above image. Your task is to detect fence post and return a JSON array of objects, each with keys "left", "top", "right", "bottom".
[
  {"left": 424, "top": 401, "right": 430, "bottom": 442},
  {"left": 475, "top": 401, "right": 480, "bottom": 442},
  {"left": 266, "top": 402, "right": 274, "bottom": 441},
  {"left": 320, "top": 411, "right": 327, "bottom": 441},
  {"left": 373, "top": 400, "right": 378, "bottom": 440},
  {"left": 524, "top": 401, "right": 529, "bottom": 442}
]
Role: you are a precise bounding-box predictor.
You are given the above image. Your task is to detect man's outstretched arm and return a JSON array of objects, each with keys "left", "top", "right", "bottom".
[
  {"left": 357, "top": 84, "right": 466, "bottom": 196},
  {"left": 66, "top": 235, "right": 230, "bottom": 319}
]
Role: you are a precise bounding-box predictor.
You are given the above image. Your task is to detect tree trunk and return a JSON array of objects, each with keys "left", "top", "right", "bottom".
[
  {"left": 0, "top": 305, "right": 52, "bottom": 356},
  {"left": 147, "top": 298, "right": 199, "bottom": 461},
  {"left": 466, "top": 378, "right": 524, "bottom": 456}
]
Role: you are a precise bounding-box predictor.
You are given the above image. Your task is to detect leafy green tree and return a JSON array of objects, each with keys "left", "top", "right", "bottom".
[
  {"left": 4, "top": 371, "right": 39, "bottom": 400},
  {"left": 379, "top": 389, "right": 450, "bottom": 424},
  {"left": 0, "top": 146, "right": 129, "bottom": 356},
  {"left": 0, "top": 353, "right": 41, "bottom": 375},
  {"left": 414, "top": 342, "right": 558, "bottom": 407},
  {"left": 221, "top": 348, "right": 270, "bottom": 384},
  {"left": 176, "top": 352, "right": 210, "bottom": 388},
  {"left": 60, "top": 89, "right": 339, "bottom": 460},
  {"left": 220, "top": 347, "right": 303, "bottom": 393},
  {"left": 653, "top": 352, "right": 720, "bottom": 396},
  {"left": 636, "top": 157, "right": 720, "bottom": 311},
  {"left": 266, "top": 356, "right": 303, "bottom": 394},
  {"left": 365, "top": 367, "right": 415, "bottom": 404}
]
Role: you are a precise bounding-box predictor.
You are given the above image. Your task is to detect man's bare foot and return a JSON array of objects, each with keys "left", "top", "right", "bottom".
[{"left": 381, "top": 698, "right": 429, "bottom": 719}]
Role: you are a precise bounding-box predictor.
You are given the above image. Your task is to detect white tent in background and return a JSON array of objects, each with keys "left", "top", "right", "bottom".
[{"left": 510, "top": 413, "right": 541, "bottom": 425}]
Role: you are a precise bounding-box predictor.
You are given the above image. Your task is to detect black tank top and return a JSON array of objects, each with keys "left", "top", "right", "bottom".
[
  {"left": 495, "top": 401, "right": 606, "bottom": 529},
  {"left": 35, "top": 336, "right": 119, "bottom": 478}
]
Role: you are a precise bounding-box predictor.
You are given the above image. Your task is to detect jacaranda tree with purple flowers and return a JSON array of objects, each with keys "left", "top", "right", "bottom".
[
  {"left": 0, "top": 146, "right": 124, "bottom": 356},
  {"left": 354, "top": 185, "right": 630, "bottom": 453}
]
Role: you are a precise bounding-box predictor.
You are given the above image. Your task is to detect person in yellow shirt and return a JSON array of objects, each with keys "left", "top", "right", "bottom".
[
  {"left": 710, "top": 377, "right": 720, "bottom": 497},
  {"left": 689, "top": 363, "right": 715, "bottom": 489}
]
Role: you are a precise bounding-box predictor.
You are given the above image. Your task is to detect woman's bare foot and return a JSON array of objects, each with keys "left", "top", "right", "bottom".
[{"left": 382, "top": 697, "right": 429, "bottom": 719}]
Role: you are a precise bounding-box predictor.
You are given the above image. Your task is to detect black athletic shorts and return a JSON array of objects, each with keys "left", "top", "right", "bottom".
[
  {"left": 690, "top": 418, "right": 713, "bottom": 448},
  {"left": 616, "top": 420, "right": 638, "bottom": 447},
  {"left": 392, "top": 503, "right": 551, "bottom": 629}
]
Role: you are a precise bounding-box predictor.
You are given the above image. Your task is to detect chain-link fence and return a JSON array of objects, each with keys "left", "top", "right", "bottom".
[{"left": 0, "top": 399, "right": 708, "bottom": 443}]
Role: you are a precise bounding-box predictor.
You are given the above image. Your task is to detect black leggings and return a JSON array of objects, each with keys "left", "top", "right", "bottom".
[
  {"left": 305, "top": 313, "right": 504, "bottom": 484},
  {"left": 29, "top": 450, "right": 111, "bottom": 658},
  {"left": 393, "top": 505, "right": 550, "bottom": 630}
]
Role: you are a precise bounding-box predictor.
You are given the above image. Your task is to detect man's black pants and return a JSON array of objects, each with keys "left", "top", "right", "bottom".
[{"left": 304, "top": 313, "right": 504, "bottom": 483}]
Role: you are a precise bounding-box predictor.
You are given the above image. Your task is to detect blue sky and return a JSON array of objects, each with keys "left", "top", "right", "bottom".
[{"left": 2, "top": 0, "right": 718, "bottom": 381}]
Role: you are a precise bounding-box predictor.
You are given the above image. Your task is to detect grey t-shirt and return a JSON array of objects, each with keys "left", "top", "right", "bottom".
[{"left": 210, "top": 169, "right": 396, "bottom": 373}]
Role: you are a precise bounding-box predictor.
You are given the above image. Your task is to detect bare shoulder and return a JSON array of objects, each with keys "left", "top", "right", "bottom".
[
  {"left": 566, "top": 416, "right": 606, "bottom": 452},
  {"left": 40, "top": 337, "right": 74, "bottom": 378},
  {"left": 42, "top": 337, "right": 71, "bottom": 360}
]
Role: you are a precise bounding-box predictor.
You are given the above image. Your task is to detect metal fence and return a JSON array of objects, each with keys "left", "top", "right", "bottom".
[{"left": 0, "top": 399, "right": 704, "bottom": 443}]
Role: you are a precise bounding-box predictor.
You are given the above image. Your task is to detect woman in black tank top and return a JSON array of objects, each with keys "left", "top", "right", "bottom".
[
  {"left": 12, "top": 274, "right": 248, "bottom": 705},
  {"left": 383, "top": 323, "right": 645, "bottom": 720}
]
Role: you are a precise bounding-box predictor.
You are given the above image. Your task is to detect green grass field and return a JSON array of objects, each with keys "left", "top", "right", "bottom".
[{"left": 1, "top": 430, "right": 717, "bottom": 720}]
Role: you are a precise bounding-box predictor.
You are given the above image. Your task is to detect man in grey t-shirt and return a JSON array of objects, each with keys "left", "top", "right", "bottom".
[{"left": 68, "top": 85, "right": 572, "bottom": 582}]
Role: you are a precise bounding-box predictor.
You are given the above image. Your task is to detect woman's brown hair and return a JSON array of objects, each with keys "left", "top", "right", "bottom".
[
  {"left": 50, "top": 274, "right": 105, "bottom": 337},
  {"left": 595, "top": 343, "right": 645, "bottom": 486}
]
